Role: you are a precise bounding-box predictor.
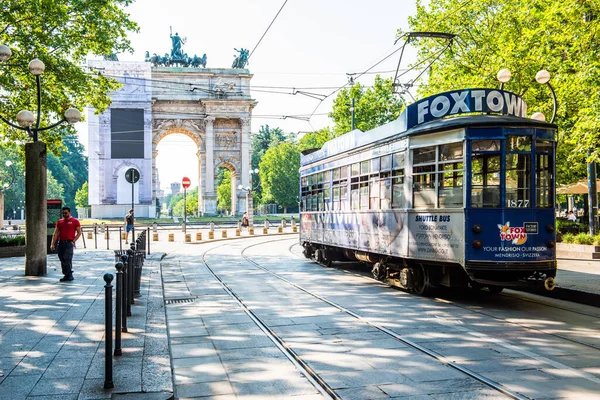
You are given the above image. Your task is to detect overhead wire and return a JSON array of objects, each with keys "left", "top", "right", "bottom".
[{"left": 248, "top": 0, "right": 289, "bottom": 60}]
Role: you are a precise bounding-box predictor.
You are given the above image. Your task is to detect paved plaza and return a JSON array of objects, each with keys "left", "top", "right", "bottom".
[{"left": 0, "top": 229, "right": 598, "bottom": 399}]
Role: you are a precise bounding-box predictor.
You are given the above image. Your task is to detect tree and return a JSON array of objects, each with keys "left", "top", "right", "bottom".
[
  {"left": 46, "top": 170, "right": 64, "bottom": 201},
  {"left": 259, "top": 143, "right": 300, "bottom": 213},
  {"left": 251, "top": 125, "right": 291, "bottom": 203},
  {"left": 405, "top": 0, "right": 598, "bottom": 183},
  {"left": 330, "top": 76, "right": 405, "bottom": 136},
  {"left": 216, "top": 169, "right": 232, "bottom": 212},
  {"left": 297, "top": 127, "right": 335, "bottom": 152},
  {"left": 74, "top": 182, "right": 89, "bottom": 209},
  {"left": 172, "top": 187, "right": 198, "bottom": 216},
  {"left": 0, "top": 1, "right": 138, "bottom": 151}
]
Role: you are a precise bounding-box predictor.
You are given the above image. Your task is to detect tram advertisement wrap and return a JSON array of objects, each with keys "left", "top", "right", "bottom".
[
  {"left": 466, "top": 209, "right": 555, "bottom": 262},
  {"left": 301, "top": 211, "right": 408, "bottom": 256},
  {"left": 407, "top": 212, "right": 465, "bottom": 263}
]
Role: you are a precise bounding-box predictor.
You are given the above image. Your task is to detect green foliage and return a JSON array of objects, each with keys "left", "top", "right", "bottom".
[
  {"left": 330, "top": 76, "right": 405, "bottom": 136},
  {"left": 297, "top": 127, "right": 335, "bottom": 152},
  {"left": 74, "top": 182, "right": 89, "bottom": 208},
  {"left": 0, "top": 1, "right": 138, "bottom": 152},
  {"left": 595, "top": 235, "right": 600, "bottom": 246},
  {"left": 172, "top": 187, "right": 198, "bottom": 216},
  {"left": 561, "top": 233, "right": 575, "bottom": 243},
  {"left": 574, "top": 233, "right": 595, "bottom": 245},
  {"left": 251, "top": 125, "right": 292, "bottom": 204},
  {"left": 0, "top": 235, "right": 25, "bottom": 247},
  {"left": 406, "top": 0, "right": 599, "bottom": 184},
  {"left": 216, "top": 169, "right": 232, "bottom": 212},
  {"left": 259, "top": 143, "right": 300, "bottom": 210}
]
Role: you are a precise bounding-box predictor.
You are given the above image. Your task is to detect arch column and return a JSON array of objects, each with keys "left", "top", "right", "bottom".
[
  {"left": 203, "top": 116, "right": 217, "bottom": 214},
  {"left": 152, "top": 148, "right": 159, "bottom": 211},
  {"left": 197, "top": 150, "right": 204, "bottom": 215},
  {"left": 230, "top": 171, "right": 237, "bottom": 215},
  {"left": 240, "top": 118, "right": 251, "bottom": 190}
]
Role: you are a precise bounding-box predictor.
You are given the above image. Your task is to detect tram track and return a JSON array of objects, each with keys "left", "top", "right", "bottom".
[
  {"left": 224, "top": 237, "right": 529, "bottom": 399},
  {"left": 286, "top": 241, "right": 600, "bottom": 353}
]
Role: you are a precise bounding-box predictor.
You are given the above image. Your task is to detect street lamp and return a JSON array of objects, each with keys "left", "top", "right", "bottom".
[
  {"left": 238, "top": 168, "right": 260, "bottom": 227},
  {"left": 0, "top": 160, "right": 16, "bottom": 229},
  {"left": 0, "top": 45, "right": 81, "bottom": 276}
]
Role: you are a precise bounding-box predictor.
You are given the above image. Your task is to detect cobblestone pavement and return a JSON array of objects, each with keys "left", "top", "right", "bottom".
[{"left": 158, "top": 236, "right": 600, "bottom": 399}]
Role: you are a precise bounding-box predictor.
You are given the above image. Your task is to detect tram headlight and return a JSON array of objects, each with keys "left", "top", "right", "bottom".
[
  {"left": 472, "top": 224, "right": 482, "bottom": 234},
  {"left": 547, "top": 240, "right": 556, "bottom": 248},
  {"left": 546, "top": 224, "right": 555, "bottom": 233},
  {"left": 472, "top": 240, "right": 483, "bottom": 249}
]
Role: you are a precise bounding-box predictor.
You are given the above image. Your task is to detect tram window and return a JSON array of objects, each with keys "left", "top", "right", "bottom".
[
  {"left": 370, "top": 158, "right": 380, "bottom": 173},
  {"left": 361, "top": 161, "right": 369, "bottom": 175},
  {"left": 506, "top": 153, "right": 531, "bottom": 207},
  {"left": 370, "top": 177, "right": 380, "bottom": 209},
  {"left": 391, "top": 169, "right": 405, "bottom": 209},
  {"left": 413, "top": 146, "right": 436, "bottom": 165},
  {"left": 360, "top": 183, "right": 369, "bottom": 210},
  {"left": 439, "top": 143, "right": 463, "bottom": 161},
  {"left": 317, "top": 192, "right": 323, "bottom": 211},
  {"left": 439, "top": 164, "right": 463, "bottom": 208},
  {"left": 340, "top": 185, "right": 349, "bottom": 210},
  {"left": 381, "top": 155, "right": 391, "bottom": 171},
  {"left": 413, "top": 172, "right": 436, "bottom": 208},
  {"left": 333, "top": 168, "right": 341, "bottom": 180},
  {"left": 392, "top": 152, "right": 405, "bottom": 169},
  {"left": 507, "top": 135, "right": 531, "bottom": 152},
  {"left": 351, "top": 184, "right": 360, "bottom": 210},
  {"left": 341, "top": 166, "right": 349, "bottom": 179},
  {"left": 380, "top": 172, "right": 391, "bottom": 210},
  {"left": 324, "top": 183, "right": 330, "bottom": 202},
  {"left": 536, "top": 140, "right": 553, "bottom": 153},
  {"left": 472, "top": 140, "right": 500, "bottom": 152},
  {"left": 471, "top": 155, "right": 501, "bottom": 208},
  {"left": 536, "top": 153, "right": 553, "bottom": 208},
  {"left": 352, "top": 163, "right": 360, "bottom": 176}
]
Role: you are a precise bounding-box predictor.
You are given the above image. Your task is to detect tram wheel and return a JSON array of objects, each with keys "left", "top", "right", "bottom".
[
  {"left": 488, "top": 285, "right": 504, "bottom": 294},
  {"left": 302, "top": 245, "right": 313, "bottom": 259},
  {"left": 320, "top": 249, "right": 332, "bottom": 267},
  {"left": 470, "top": 281, "right": 485, "bottom": 291},
  {"left": 412, "top": 265, "right": 433, "bottom": 296},
  {"left": 372, "top": 262, "right": 386, "bottom": 281}
]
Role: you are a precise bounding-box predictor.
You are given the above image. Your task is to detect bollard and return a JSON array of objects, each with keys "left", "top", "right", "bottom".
[
  {"left": 236, "top": 229, "right": 240, "bottom": 237},
  {"left": 278, "top": 226, "right": 283, "bottom": 233},
  {"left": 263, "top": 227, "right": 268, "bottom": 234},
  {"left": 153, "top": 233, "right": 158, "bottom": 241},
  {"left": 106, "top": 227, "right": 110, "bottom": 249},
  {"left": 265, "top": 219, "right": 270, "bottom": 229},
  {"left": 210, "top": 222, "right": 215, "bottom": 232},
  {"left": 114, "top": 262, "right": 123, "bottom": 355},
  {"left": 119, "top": 226, "right": 122, "bottom": 251},
  {"left": 121, "top": 232, "right": 126, "bottom": 240},
  {"left": 282, "top": 219, "right": 287, "bottom": 228},
  {"left": 185, "top": 234, "right": 191, "bottom": 242},
  {"left": 291, "top": 217, "right": 296, "bottom": 228},
  {"left": 208, "top": 231, "right": 214, "bottom": 239},
  {"left": 196, "top": 232, "right": 202, "bottom": 241},
  {"left": 120, "top": 255, "right": 128, "bottom": 332},
  {"left": 222, "top": 230, "right": 227, "bottom": 238},
  {"left": 147, "top": 227, "right": 151, "bottom": 255},
  {"left": 237, "top": 221, "right": 242, "bottom": 231},
  {"left": 249, "top": 227, "right": 254, "bottom": 235},
  {"left": 293, "top": 226, "right": 298, "bottom": 233},
  {"left": 103, "top": 273, "right": 114, "bottom": 389},
  {"left": 87, "top": 231, "right": 92, "bottom": 240},
  {"left": 168, "top": 233, "right": 174, "bottom": 242},
  {"left": 127, "top": 248, "right": 134, "bottom": 313},
  {"left": 94, "top": 224, "right": 98, "bottom": 249}
]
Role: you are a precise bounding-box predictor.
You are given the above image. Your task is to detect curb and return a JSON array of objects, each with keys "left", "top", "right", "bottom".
[{"left": 516, "top": 286, "right": 600, "bottom": 308}]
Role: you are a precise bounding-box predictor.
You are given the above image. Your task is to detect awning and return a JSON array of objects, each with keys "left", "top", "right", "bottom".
[{"left": 556, "top": 179, "right": 600, "bottom": 195}]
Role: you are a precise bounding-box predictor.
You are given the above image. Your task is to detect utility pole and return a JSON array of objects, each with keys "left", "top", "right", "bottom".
[{"left": 348, "top": 75, "right": 355, "bottom": 131}]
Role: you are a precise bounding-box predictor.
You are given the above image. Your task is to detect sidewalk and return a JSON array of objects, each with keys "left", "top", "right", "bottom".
[
  {"left": 540, "top": 258, "right": 600, "bottom": 307},
  {"left": 0, "top": 249, "right": 172, "bottom": 400}
]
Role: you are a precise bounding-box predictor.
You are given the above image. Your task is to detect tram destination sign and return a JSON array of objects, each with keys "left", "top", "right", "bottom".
[{"left": 407, "top": 88, "right": 528, "bottom": 129}]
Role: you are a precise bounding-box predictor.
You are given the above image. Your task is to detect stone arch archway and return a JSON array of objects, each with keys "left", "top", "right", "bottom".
[{"left": 215, "top": 161, "right": 238, "bottom": 215}]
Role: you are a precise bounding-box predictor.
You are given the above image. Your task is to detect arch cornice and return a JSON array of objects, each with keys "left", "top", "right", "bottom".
[{"left": 152, "top": 119, "right": 205, "bottom": 149}]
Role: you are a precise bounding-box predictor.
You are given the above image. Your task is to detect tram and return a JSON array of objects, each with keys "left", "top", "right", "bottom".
[{"left": 299, "top": 87, "right": 557, "bottom": 295}]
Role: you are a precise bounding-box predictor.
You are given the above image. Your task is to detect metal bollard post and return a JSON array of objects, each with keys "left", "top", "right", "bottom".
[
  {"left": 94, "top": 224, "right": 98, "bottom": 249},
  {"left": 119, "top": 226, "right": 122, "bottom": 251},
  {"left": 147, "top": 227, "right": 150, "bottom": 255},
  {"left": 120, "top": 255, "right": 128, "bottom": 332},
  {"left": 103, "top": 273, "right": 114, "bottom": 389},
  {"left": 106, "top": 226, "right": 110, "bottom": 250},
  {"left": 128, "top": 244, "right": 135, "bottom": 309},
  {"left": 114, "top": 262, "right": 123, "bottom": 355},
  {"left": 82, "top": 227, "right": 87, "bottom": 249}
]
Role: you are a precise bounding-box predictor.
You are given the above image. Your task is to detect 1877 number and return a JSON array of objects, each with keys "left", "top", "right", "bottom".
[{"left": 507, "top": 199, "right": 529, "bottom": 208}]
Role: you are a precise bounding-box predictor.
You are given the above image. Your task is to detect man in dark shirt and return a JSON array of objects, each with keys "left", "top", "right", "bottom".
[
  {"left": 50, "top": 207, "right": 82, "bottom": 282},
  {"left": 124, "top": 209, "right": 134, "bottom": 242}
]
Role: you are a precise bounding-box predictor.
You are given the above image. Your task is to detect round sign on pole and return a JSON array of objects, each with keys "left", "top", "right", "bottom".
[
  {"left": 125, "top": 168, "right": 140, "bottom": 184},
  {"left": 182, "top": 176, "right": 191, "bottom": 189}
]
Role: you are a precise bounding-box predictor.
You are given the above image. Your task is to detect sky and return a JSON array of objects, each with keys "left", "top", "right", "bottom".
[{"left": 77, "top": 0, "right": 420, "bottom": 191}]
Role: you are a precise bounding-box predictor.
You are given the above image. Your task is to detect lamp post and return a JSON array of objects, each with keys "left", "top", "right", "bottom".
[
  {"left": 0, "top": 160, "right": 16, "bottom": 229},
  {"left": 0, "top": 45, "right": 81, "bottom": 276},
  {"left": 238, "top": 168, "right": 259, "bottom": 227}
]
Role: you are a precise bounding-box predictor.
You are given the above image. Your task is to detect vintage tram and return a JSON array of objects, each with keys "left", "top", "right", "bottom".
[{"left": 300, "top": 88, "right": 557, "bottom": 295}]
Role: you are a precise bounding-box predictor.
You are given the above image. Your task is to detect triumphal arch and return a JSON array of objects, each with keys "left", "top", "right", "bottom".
[{"left": 87, "top": 35, "right": 255, "bottom": 218}]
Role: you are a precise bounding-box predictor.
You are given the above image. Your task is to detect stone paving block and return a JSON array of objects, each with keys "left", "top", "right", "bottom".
[
  {"left": 210, "top": 335, "right": 274, "bottom": 351},
  {"left": 0, "top": 356, "right": 23, "bottom": 378},
  {"left": 378, "top": 378, "right": 489, "bottom": 397},
  {"left": 335, "top": 385, "right": 391, "bottom": 399},
  {"left": 215, "top": 347, "right": 287, "bottom": 363},
  {"left": 176, "top": 380, "right": 235, "bottom": 398},
  {"left": 42, "top": 356, "right": 93, "bottom": 379},
  {"left": 29, "top": 377, "right": 85, "bottom": 396},
  {"left": 230, "top": 378, "right": 318, "bottom": 397},
  {"left": 25, "top": 394, "right": 78, "bottom": 400},
  {"left": 171, "top": 342, "right": 217, "bottom": 359},
  {"left": 174, "top": 361, "right": 229, "bottom": 385},
  {"left": 0, "top": 373, "right": 41, "bottom": 399},
  {"left": 142, "top": 355, "right": 174, "bottom": 394},
  {"left": 429, "top": 388, "right": 509, "bottom": 399},
  {"left": 321, "top": 369, "right": 412, "bottom": 390}
]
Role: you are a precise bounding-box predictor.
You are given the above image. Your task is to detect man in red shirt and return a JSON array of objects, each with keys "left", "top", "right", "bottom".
[{"left": 50, "top": 207, "right": 82, "bottom": 282}]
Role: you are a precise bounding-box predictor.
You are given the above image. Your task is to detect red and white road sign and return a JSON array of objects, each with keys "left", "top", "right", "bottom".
[{"left": 182, "top": 176, "right": 191, "bottom": 189}]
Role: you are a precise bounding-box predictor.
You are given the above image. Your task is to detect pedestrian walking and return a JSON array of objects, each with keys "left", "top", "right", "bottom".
[
  {"left": 124, "top": 209, "right": 134, "bottom": 242},
  {"left": 50, "top": 207, "right": 82, "bottom": 282}
]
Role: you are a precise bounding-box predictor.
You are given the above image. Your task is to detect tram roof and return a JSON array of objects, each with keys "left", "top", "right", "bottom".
[{"left": 301, "top": 114, "right": 557, "bottom": 167}]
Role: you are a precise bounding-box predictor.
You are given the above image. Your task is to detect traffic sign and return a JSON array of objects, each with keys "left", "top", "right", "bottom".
[
  {"left": 182, "top": 176, "right": 191, "bottom": 189},
  {"left": 125, "top": 168, "right": 140, "bottom": 184}
]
